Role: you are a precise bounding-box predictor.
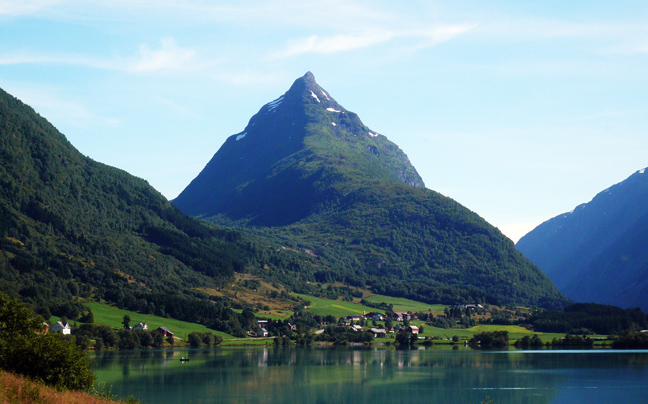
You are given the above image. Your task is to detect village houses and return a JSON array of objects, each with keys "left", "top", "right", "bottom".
[
  {"left": 50, "top": 321, "right": 71, "bottom": 335},
  {"left": 132, "top": 322, "right": 148, "bottom": 331}
]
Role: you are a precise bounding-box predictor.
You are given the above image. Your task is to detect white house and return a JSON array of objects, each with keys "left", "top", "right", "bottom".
[
  {"left": 132, "top": 322, "right": 148, "bottom": 331},
  {"left": 51, "top": 321, "right": 71, "bottom": 335},
  {"left": 369, "top": 328, "right": 387, "bottom": 338}
]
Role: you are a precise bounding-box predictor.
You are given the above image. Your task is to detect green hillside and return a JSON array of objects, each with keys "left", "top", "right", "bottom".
[
  {"left": 86, "top": 302, "right": 236, "bottom": 340},
  {"left": 175, "top": 72, "right": 567, "bottom": 309},
  {"left": 0, "top": 87, "right": 277, "bottom": 337}
]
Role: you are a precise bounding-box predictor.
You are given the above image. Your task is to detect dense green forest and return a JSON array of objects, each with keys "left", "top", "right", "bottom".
[
  {"left": 528, "top": 303, "right": 648, "bottom": 335},
  {"left": 175, "top": 73, "right": 567, "bottom": 309},
  {"left": 0, "top": 87, "right": 321, "bottom": 333},
  {"left": 233, "top": 180, "right": 566, "bottom": 308}
]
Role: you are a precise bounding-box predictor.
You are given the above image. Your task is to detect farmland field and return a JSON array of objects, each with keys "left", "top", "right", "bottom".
[
  {"left": 293, "top": 294, "right": 377, "bottom": 318},
  {"left": 86, "top": 302, "right": 236, "bottom": 340},
  {"left": 363, "top": 294, "right": 446, "bottom": 313}
]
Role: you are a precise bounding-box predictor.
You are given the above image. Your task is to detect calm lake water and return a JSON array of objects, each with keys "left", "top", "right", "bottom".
[{"left": 91, "top": 347, "right": 648, "bottom": 404}]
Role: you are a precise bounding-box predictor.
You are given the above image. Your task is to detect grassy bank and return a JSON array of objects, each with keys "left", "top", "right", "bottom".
[{"left": 0, "top": 371, "right": 130, "bottom": 404}]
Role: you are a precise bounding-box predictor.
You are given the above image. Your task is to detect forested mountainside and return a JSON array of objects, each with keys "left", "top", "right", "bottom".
[
  {"left": 517, "top": 168, "right": 648, "bottom": 312},
  {"left": 174, "top": 72, "right": 567, "bottom": 309},
  {"left": 0, "top": 87, "right": 289, "bottom": 335}
]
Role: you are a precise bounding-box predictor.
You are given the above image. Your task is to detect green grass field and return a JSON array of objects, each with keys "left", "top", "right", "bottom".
[
  {"left": 407, "top": 323, "right": 586, "bottom": 343},
  {"left": 293, "top": 294, "right": 378, "bottom": 318},
  {"left": 293, "top": 293, "right": 446, "bottom": 319},
  {"left": 86, "top": 302, "right": 236, "bottom": 340},
  {"left": 231, "top": 308, "right": 294, "bottom": 321},
  {"left": 363, "top": 294, "right": 447, "bottom": 313}
]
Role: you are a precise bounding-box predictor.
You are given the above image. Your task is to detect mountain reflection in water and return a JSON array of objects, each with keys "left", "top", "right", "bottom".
[{"left": 91, "top": 347, "right": 648, "bottom": 404}]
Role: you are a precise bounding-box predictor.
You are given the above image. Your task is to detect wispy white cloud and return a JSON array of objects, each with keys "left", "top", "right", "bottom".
[
  {"left": 0, "top": 0, "right": 66, "bottom": 16},
  {"left": 273, "top": 24, "right": 476, "bottom": 58},
  {"left": 473, "top": 17, "right": 648, "bottom": 43},
  {"left": 0, "top": 38, "right": 211, "bottom": 74},
  {"left": 5, "top": 83, "right": 121, "bottom": 129},
  {"left": 129, "top": 38, "right": 198, "bottom": 73},
  {"left": 600, "top": 42, "right": 648, "bottom": 55},
  {"left": 275, "top": 31, "right": 394, "bottom": 57},
  {"left": 0, "top": 53, "right": 115, "bottom": 69}
]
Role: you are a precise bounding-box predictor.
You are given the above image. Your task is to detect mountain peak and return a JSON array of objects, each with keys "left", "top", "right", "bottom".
[
  {"left": 170, "top": 75, "right": 566, "bottom": 309},
  {"left": 290, "top": 71, "right": 318, "bottom": 92},
  {"left": 301, "top": 71, "right": 316, "bottom": 84},
  {"left": 173, "top": 73, "right": 425, "bottom": 224},
  {"left": 281, "top": 71, "right": 334, "bottom": 108}
]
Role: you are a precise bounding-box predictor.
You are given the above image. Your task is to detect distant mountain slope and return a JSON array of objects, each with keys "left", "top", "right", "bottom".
[
  {"left": 174, "top": 72, "right": 566, "bottom": 309},
  {"left": 516, "top": 168, "right": 648, "bottom": 311},
  {"left": 0, "top": 86, "right": 252, "bottom": 324}
]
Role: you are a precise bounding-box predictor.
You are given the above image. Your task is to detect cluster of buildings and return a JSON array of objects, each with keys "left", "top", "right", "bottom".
[
  {"left": 344, "top": 311, "right": 415, "bottom": 324},
  {"left": 341, "top": 311, "right": 422, "bottom": 339},
  {"left": 48, "top": 320, "right": 175, "bottom": 338}
]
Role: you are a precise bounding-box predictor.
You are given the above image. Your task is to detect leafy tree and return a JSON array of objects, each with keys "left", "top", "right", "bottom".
[
  {"left": 80, "top": 309, "right": 94, "bottom": 324},
  {"left": 612, "top": 332, "right": 648, "bottom": 349},
  {"left": 202, "top": 333, "right": 214, "bottom": 347},
  {"left": 188, "top": 332, "right": 203, "bottom": 348},
  {"left": 118, "top": 329, "right": 137, "bottom": 350},
  {"left": 122, "top": 315, "right": 131, "bottom": 330},
  {"left": 152, "top": 332, "right": 164, "bottom": 348},
  {"left": 96, "top": 325, "right": 118, "bottom": 348},
  {"left": 213, "top": 334, "right": 224, "bottom": 346},
  {"left": 469, "top": 331, "right": 509, "bottom": 348},
  {"left": 0, "top": 292, "right": 95, "bottom": 390},
  {"left": 135, "top": 330, "right": 153, "bottom": 348},
  {"left": 514, "top": 334, "right": 543, "bottom": 348},
  {"left": 395, "top": 332, "right": 413, "bottom": 345}
]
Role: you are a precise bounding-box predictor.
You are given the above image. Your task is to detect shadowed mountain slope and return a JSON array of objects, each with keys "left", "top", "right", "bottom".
[
  {"left": 517, "top": 168, "right": 648, "bottom": 311},
  {"left": 174, "top": 73, "right": 566, "bottom": 309}
]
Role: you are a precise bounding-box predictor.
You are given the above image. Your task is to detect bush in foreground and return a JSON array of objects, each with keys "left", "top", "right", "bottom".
[{"left": 0, "top": 292, "right": 95, "bottom": 390}]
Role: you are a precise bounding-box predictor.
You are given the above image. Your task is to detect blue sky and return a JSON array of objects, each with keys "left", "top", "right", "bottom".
[{"left": 1, "top": 1, "right": 647, "bottom": 242}]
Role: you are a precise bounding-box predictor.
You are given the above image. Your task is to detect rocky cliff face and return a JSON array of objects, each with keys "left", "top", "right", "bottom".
[
  {"left": 173, "top": 72, "right": 424, "bottom": 225},
  {"left": 517, "top": 168, "right": 648, "bottom": 311}
]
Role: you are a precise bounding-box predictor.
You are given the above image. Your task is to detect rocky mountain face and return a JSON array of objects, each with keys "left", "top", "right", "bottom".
[
  {"left": 174, "top": 72, "right": 424, "bottom": 226},
  {"left": 174, "top": 73, "right": 567, "bottom": 308},
  {"left": 517, "top": 168, "right": 648, "bottom": 311}
]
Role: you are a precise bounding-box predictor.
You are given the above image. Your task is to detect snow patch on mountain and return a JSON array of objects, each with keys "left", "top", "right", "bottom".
[
  {"left": 310, "top": 91, "right": 320, "bottom": 103},
  {"left": 236, "top": 132, "right": 247, "bottom": 141},
  {"left": 327, "top": 108, "right": 340, "bottom": 113},
  {"left": 267, "top": 96, "right": 284, "bottom": 112}
]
